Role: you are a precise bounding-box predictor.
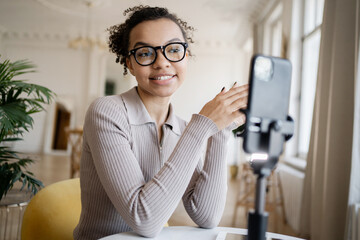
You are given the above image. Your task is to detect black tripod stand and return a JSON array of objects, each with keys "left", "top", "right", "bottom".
[{"left": 236, "top": 115, "right": 294, "bottom": 240}]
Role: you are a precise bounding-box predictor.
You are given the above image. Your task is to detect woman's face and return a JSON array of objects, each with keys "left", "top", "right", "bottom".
[{"left": 126, "top": 18, "right": 188, "bottom": 99}]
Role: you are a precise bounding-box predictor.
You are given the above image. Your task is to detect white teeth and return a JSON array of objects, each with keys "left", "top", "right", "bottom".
[{"left": 154, "top": 75, "right": 172, "bottom": 80}]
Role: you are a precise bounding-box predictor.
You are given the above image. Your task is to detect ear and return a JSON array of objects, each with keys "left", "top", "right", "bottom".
[{"left": 126, "top": 57, "right": 135, "bottom": 76}]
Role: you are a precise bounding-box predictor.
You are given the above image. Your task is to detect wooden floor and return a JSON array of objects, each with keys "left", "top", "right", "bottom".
[{"left": 6, "top": 153, "right": 298, "bottom": 238}]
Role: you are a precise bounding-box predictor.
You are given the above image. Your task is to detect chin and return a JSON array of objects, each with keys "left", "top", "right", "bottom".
[
  {"left": 138, "top": 85, "right": 177, "bottom": 99},
  {"left": 155, "top": 88, "right": 177, "bottom": 98}
]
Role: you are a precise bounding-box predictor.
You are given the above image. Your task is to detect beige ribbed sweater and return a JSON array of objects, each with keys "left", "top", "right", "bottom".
[{"left": 73, "top": 87, "right": 230, "bottom": 239}]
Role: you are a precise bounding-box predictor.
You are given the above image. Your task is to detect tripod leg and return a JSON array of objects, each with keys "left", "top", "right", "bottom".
[{"left": 247, "top": 174, "right": 268, "bottom": 240}]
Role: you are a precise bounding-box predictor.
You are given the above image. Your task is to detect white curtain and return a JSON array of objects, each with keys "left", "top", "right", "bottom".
[{"left": 300, "top": 0, "right": 359, "bottom": 239}]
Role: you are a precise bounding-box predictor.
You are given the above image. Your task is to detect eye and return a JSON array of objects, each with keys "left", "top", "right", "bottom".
[
  {"left": 167, "top": 45, "right": 183, "bottom": 53},
  {"left": 136, "top": 48, "right": 154, "bottom": 58},
  {"left": 169, "top": 48, "right": 180, "bottom": 53}
]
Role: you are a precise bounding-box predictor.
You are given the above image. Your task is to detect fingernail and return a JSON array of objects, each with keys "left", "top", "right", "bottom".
[
  {"left": 221, "top": 87, "right": 225, "bottom": 92},
  {"left": 233, "top": 82, "right": 237, "bottom": 86}
]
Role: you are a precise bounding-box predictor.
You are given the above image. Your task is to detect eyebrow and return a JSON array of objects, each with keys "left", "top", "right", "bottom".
[
  {"left": 133, "top": 41, "right": 150, "bottom": 49},
  {"left": 132, "top": 38, "right": 183, "bottom": 49}
]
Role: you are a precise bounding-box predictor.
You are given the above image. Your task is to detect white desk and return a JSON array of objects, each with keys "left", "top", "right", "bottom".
[{"left": 100, "top": 226, "right": 305, "bottom": 240}]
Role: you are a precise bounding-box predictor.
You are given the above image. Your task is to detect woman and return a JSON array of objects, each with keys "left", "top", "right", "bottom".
[{"left": 73, "top": 5, "right": 248, "bottom": 239}]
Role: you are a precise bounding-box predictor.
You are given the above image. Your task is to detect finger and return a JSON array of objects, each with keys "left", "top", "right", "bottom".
[
  {"left": 230, "top": 83, "right": 249, "bottom": 93},
  {"left": 233, "top": 114, "right": 246, "bottom": 126},
  {"left": 228, "top": 84, "right": 249, "bottom": 102},
  {"left": 229, "top": 96, "right": 248, "bottom": 111},
  {"left": 217, "top": 87, "right": 227, "bottom": 97},
  {"left": 221, "top": 84, "right": 249, "bottom": 99},
  {"left": 230, "top": 109, "right": 243, "bottom": 120},
  {"left": 224, "top": 92, "right": 245, "bottom": 106},
  {"left": 235, "top": 83, "right": 249, "bottom": 92},
  {"left": 224, "top": 91, "right": 248, "bottom": 106}
]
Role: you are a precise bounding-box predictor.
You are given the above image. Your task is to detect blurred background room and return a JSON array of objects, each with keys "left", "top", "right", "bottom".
[{"left": 0, "top": 0, "right": 359, "bottom": 239}]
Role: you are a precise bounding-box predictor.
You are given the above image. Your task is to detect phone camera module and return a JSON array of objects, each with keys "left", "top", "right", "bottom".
[{"left": 254, "top": 57, "right": 273, "bottom": 82}]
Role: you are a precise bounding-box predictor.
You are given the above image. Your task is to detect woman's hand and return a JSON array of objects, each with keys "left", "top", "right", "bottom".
[{"left": 199, "top": 83, "right": 248, "bottom": 130}]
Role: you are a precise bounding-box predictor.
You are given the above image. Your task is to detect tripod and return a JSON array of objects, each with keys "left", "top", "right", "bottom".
[{"left": 236, "top": 116, "right": 294, "bottom": 240}]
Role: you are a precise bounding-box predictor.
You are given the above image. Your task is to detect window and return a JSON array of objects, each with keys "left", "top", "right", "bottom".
[
  {"left": 254, "top": 0, "right": 325, "bottom": 159},
  {"left": 262, "top": 3, "right": 283, "bottom": 57},
  {"left": 297, "top": 0, "right": 324, "bottom": 158}
]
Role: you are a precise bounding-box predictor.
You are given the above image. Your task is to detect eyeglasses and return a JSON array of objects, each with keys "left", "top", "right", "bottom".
[{"left": 128, "top": 42, "right": 188, "bottom": 66}]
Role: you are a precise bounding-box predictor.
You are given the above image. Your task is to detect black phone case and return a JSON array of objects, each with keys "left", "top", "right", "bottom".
[{"left": 243, "top": 55, "right": 292, "bottom": 154}]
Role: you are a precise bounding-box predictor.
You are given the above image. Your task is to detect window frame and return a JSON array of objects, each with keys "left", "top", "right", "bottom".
[
  {"left": 295, "top": 0, "right": 324, "bottom": 159},
  {"left": 261, "top": 2, "right": 284, "bottom": 57}
]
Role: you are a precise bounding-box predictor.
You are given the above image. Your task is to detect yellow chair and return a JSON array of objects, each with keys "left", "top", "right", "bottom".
[
  {"left": 21, "top": 178, "right": 169, "bottom": 240},
  {"left": 21, "top": 178, "right": 81, "bottom": 240}
]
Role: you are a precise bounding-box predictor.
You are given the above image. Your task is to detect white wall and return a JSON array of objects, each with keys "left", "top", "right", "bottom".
[{"left": 0, "top": 25, "right": 6, "bottom": 57}]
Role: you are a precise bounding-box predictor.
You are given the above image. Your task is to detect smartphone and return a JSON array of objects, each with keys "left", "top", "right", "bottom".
[
  {"left": 216, "top": 232, "right": 282, "bottom": 240},
  {"left": 243, "top": 55, "right": 292, "bottom": 156},
  {"left": 216, "top": 231, "right": 246, "bottom": 240},
  {"left": 224, "top": 233, "right": 246, "bottom": 240}
]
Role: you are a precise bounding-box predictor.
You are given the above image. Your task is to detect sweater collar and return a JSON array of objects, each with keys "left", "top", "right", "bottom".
[{"left": 121, "top": 87, "right": 181, "bottom": 135}]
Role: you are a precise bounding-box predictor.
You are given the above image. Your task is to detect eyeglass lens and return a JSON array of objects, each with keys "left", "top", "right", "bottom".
[{"left": 134, "top": 43, "right": 186, "bottom": 66}]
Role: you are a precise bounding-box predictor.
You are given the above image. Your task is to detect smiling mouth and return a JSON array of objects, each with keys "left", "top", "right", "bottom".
[{"left": 150, "top": 75, "right": 175, "bottom": 81}]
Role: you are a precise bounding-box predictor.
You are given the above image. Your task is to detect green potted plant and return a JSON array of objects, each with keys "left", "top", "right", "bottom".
[{"left": 0, "top": 56, "right": 55, "bottom": 201}]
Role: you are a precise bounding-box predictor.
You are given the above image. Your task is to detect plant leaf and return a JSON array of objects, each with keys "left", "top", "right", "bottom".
[{"left": 0, "top": 56, "right": 50, "bottom": 200}]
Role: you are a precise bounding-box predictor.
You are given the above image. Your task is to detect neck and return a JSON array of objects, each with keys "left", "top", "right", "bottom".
[{"left": 136, "top": 87, "right": 170, "bottom": 127}]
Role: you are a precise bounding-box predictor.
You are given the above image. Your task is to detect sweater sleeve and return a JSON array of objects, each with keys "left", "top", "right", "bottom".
[
  {"left": 182, "top": 127, "right": 232, "bottom": 228},
  {"left": 84, "top": 98, "right": 218, "bottom": 238}
]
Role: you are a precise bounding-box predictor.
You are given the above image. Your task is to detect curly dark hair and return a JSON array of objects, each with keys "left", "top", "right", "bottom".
[{"left": 107, "top": 5, "right": 195, "bottom": 75}]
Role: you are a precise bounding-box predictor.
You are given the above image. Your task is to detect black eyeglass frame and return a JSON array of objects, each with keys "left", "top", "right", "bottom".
[{"left": 128, "top": 42, "right": 188, "bottom": 66}]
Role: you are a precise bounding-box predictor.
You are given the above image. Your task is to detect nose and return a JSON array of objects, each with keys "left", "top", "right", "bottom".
[{"left": 152, "top": 49, "right": 170, "bottom": 69}]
